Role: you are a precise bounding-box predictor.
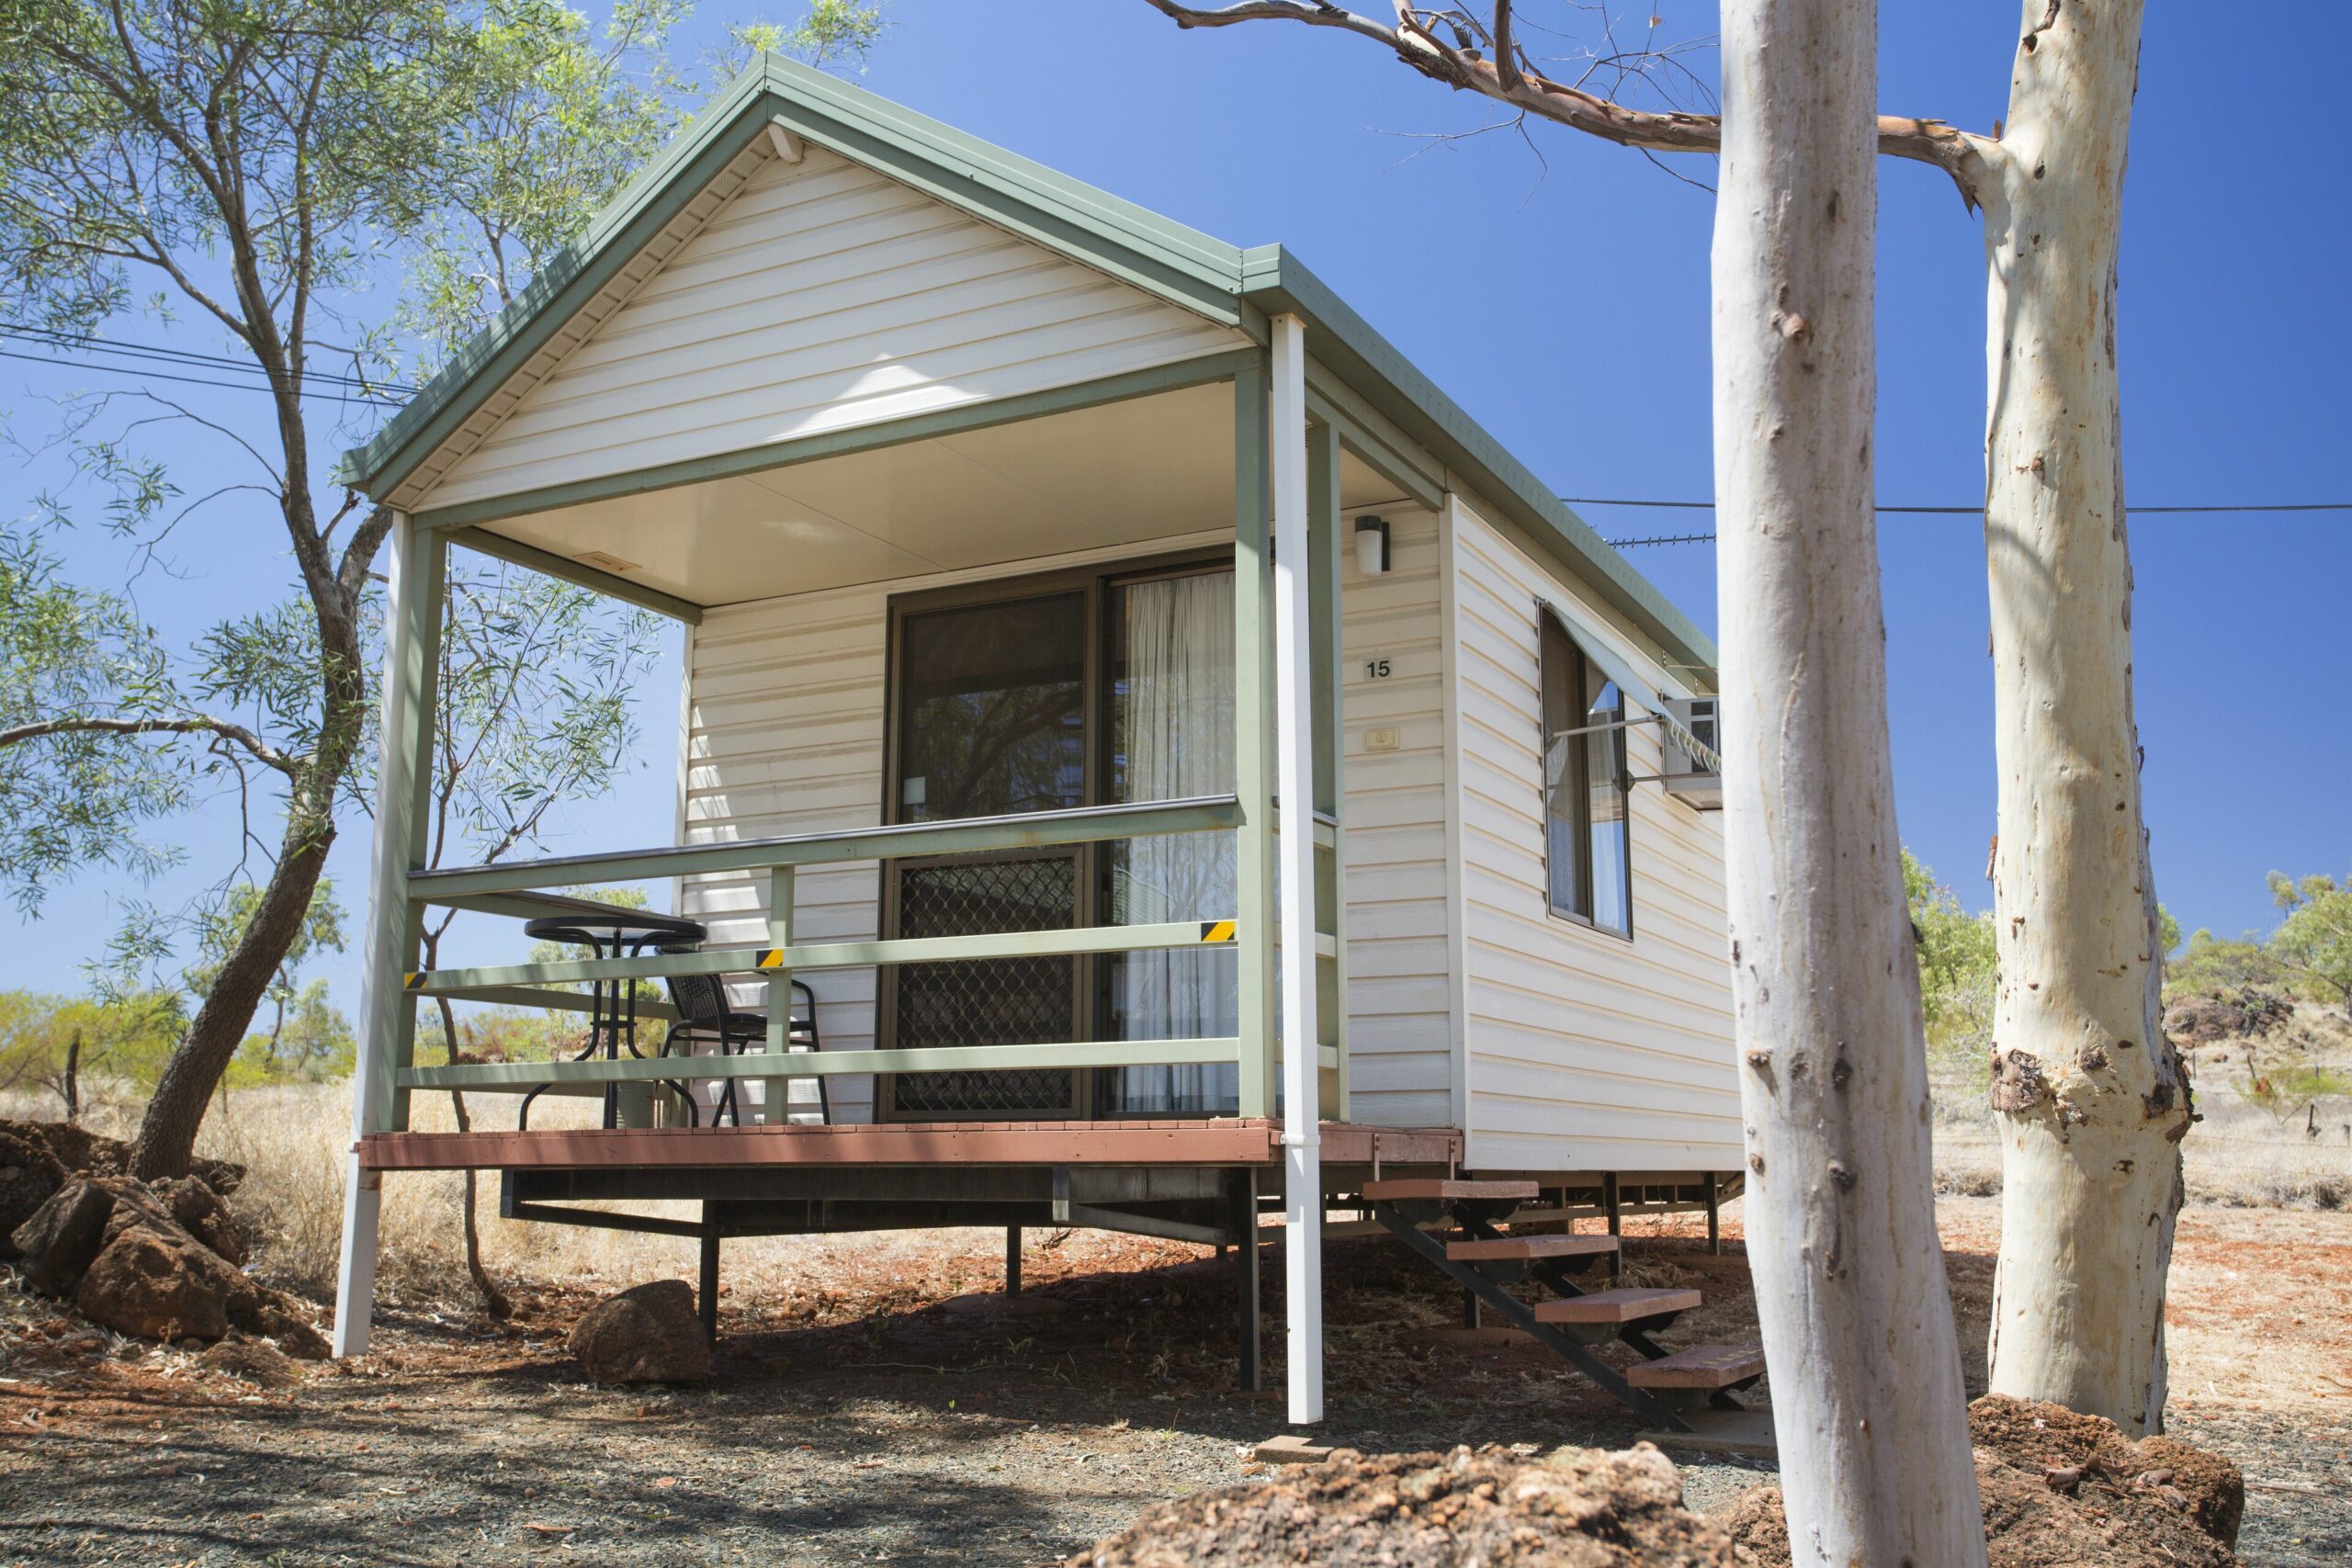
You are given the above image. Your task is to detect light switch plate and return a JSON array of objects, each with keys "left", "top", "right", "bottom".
[{"left": 1364, "top": 727, "right": 1401, "bottom": 753}]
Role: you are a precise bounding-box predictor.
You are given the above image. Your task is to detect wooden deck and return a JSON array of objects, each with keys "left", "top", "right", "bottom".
[{"left": 356, "top": 1119, "right": 1463, "bottom": 1172}]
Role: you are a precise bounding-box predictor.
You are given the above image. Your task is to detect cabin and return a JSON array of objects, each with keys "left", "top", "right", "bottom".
[{"left": 330, "top": 57, "right": 1749, "bottom": 1435}]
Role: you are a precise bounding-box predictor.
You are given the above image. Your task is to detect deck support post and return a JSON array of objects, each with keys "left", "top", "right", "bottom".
[
  {"left": 334, "top": 511, "right": 444, "bottom": 1359},
  {"left": 1004, "top": 1225, "right": 1023, "bottom": 1296},
  {"left": 1604, "top": 1171, "right": 1624, "bottom": 1282},
  {"left": 699, "top": 1205, "right": 721, "bottom": 1344},
  {"left": 1230, "top": 1168, "right": 1261, "bottom": 1394},
  {"left": 1706, "top": 1177, "right": 1723, "bottom": 1256},
  {"left": 1269, "top": 314, "right": 1324, "bottom": 1427}
]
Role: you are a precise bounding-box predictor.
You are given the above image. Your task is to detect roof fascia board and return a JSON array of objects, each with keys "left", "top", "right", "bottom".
[
  {"left": 757, "top": 59, "right": 1252, "bottom": 332},
  {"left": 337, "top": 66, "right": 781, "bottom": 496},
  {"left": 1244, "top": 245, "right": 1719, "bottom": 689}
]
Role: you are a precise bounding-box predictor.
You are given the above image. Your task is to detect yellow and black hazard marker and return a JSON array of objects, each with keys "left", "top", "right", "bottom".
[
  {"left": 403, "top": 972, "right": 428, "bottom": 992},
  {"left": 756, "top": 949, "right": 786, "bottom": 968},
  {"left": 1198, "top": 919, "right": 1237, "bottom": 943}
]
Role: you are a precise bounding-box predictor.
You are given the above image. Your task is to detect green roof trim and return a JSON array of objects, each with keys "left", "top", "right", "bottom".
[{"left": 337, "top": 55, "right": 1715, "bottom": 686}]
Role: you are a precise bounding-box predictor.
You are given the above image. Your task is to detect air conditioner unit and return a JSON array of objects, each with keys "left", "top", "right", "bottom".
[{"left": 1661, "top": 696, "right": 1723, "bottom": 810}]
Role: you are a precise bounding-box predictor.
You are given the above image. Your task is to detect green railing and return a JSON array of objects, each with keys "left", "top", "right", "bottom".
[{"left": 391, "top": 794, "right": 1336, "bottom": 1119}]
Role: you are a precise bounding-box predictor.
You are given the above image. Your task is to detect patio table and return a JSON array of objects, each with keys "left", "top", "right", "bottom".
[{"left": 518, "top": 910, "right": 707, "bottom": 1131}]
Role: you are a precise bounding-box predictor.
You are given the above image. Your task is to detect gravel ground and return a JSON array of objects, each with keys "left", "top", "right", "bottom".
[{"left": 2, "top": 1209, "right": 2345, "bottom": 1566}]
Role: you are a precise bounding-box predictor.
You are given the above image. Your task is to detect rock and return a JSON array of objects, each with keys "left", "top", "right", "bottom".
[
  {"left": 255, "top": 1301, "right": 332, "bottom": 1360},
  {"left": 198, "top": 1336, "right": 302, "bottom": 1389},
  {"left": 1072, "top": 1443, "right": 1741, "bottom": 1566},
  {"left": 569, "top": 1280, "right": 711, "bottom": 1384},
  {"left": 155, "top": 1176, "right": 247, "bottom": 1266},
  {"left": 0, "top": 1118, "right": 243, "bottom": 1192},
  {"left": 0, "top": 1129, "right": 66, "bottom": 1258},
  {"left": 1724, "top": 1394, "right": 2243, "bottom": 1567},
  {"left": 12, "top": 1179, "right": 119, "bottom": 1295},
  {"left": 74, "top": 1223, "right": 237, "bottom": 1343}
]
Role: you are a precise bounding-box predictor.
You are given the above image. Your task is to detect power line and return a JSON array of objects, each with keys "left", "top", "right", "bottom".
[
  {"left": 1, "top": 324, "right": 414, "bottom": 398},
  {"left": 0, "top": 346, "right": 403, "bottom": 404},
  {"left": 1575, "top": 497, "right": 2352, "bottom": 547}
]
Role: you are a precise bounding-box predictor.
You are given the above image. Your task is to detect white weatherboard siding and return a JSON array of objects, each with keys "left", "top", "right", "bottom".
[
  {"left": 680, "top": 517, "right": 1456, "bottom": 1128},
  {"left": 1338, "top": 506, "right": 1455, "bottom": 1126},
  {"left": 424, "top": 145, "right": 1246, "bottom": 511},
  {"left": 1448, "top": 501, "right": 1738, "bottom": 1172}
]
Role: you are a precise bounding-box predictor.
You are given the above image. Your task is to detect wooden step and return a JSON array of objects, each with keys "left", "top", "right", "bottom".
[
  {"left": 1625, "top": 1344, "right": 1767, "bottom": 1390},
  {"left": 1447, "top": 1233, "right": 1619, "bottom": 1262},
  {"left": 1532, "top": 1288, "right": 1702, "bottom": 1325},
  {"left": 1363, "top": 1179, "right": 1539, "bottom": 1201}
]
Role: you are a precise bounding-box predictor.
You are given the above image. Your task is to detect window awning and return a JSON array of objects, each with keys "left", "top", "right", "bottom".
[{"left": 1538, "top": 602, "right": 1721, "bottom": 773}]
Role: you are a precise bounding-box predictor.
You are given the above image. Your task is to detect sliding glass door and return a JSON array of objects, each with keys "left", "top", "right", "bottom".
[{"left": 879, "top": 558, "right": 1238, "bottom": 1120}]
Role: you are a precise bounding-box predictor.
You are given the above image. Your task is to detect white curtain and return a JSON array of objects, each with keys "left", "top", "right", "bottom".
[{"left": 1109, "top": 571, "right": 1238, "bottom": 1113}]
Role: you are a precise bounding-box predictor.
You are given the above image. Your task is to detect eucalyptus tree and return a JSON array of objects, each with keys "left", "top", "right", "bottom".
[
  {"left": 1137, "top": 0, "right": 2190, "bottom": 1435},
  {"left": 0, "top": 0, "right": 877, "bottom": 1184}
]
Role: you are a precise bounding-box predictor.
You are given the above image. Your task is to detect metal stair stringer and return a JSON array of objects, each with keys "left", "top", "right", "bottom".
[{"left": 1371, "top": 1201, "right": 1693, "bottom": 1432}]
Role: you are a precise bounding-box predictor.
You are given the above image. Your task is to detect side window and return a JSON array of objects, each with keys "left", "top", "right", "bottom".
[{"left": 1540, "top": 612, "right": 1633, "bottom": 935}]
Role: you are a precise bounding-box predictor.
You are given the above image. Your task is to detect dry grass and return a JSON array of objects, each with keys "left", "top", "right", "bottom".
[{"left": 1928, "top": 1002, "right": 2352, "bottom": 1210}]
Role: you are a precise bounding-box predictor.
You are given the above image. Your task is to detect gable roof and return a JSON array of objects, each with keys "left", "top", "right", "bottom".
[{"left": 340, "top": 55, "right": 1716, "bottom": 689}]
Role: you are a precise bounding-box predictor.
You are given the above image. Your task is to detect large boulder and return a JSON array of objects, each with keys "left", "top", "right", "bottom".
[
  {"left": 74, "top": 1222, "right": 239, "bottom": 1343},
  {"left": 0, "top": 1129, "right": 66, "bottom": 1258},
  {"left": 569, "top": 1280, "right": 711, "bottom": 1384}
]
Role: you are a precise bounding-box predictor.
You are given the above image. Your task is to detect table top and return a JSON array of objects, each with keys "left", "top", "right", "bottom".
[{"left": 523, "top": 911, "right": 707, "bottom": 949}]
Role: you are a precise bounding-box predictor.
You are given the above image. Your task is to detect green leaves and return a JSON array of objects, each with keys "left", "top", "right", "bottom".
[{"left": 0, "top": 527, "right": 193, "bottom": 908}]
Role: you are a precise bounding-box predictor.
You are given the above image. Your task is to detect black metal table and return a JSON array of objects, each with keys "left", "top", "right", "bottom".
[{"left": 519, "top": 911, "right": 707, "bottom": 1131}]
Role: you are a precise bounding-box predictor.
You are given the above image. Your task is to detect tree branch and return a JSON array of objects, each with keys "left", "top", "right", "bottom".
[
  {"left": 1136, "top": 1, "right": 1995, "bottom": 207},
  {"left": 0, "top": 716, "right": 296, "bottom": 773}
]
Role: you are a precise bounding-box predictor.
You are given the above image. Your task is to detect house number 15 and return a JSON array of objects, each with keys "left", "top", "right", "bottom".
[{"left": 1363, "top": 659, "right": 1393, "bottom": 680}]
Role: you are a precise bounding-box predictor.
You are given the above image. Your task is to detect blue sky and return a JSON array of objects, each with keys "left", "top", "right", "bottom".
[{"left": 5, "top": 0, "right": 2347, "bottom": 1008}]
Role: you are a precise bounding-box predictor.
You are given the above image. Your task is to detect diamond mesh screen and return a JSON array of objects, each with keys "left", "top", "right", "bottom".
[{"left": 890, "top": 854, "right": 1079, "bottom": 1115}]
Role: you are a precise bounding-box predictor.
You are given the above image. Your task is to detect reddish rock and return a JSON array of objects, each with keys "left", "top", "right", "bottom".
[
  {"left": 569, "top": 1280, "right": 711, "bottom": 1384},
  {"left": 12, "top": 1179, "right": 119, "bottom": 1295},
  {"left": 155, "top": 1176, "right": 247, "bottom": 1266},
  {"left": 0, "top": 1129, "right": 66, "bottom": 1257},
  {"left": 74, "top": 1223, "right": 237, "bottom": 1343}
]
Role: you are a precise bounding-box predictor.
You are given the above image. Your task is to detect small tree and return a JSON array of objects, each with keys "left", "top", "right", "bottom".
[
  {"left": 0, "top": 0, "right": 879, "bottom": 1184},
  {"left": 2267, "top": 871, "right": 2352, "bottom": 1022}
]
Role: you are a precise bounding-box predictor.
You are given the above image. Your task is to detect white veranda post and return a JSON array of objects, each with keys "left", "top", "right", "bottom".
[
  {"left": 333, "top": 510, "right": 443, "bottom": 1358},
  {"left": 1269, "top": 313, "right": 1323, "bottom": 1425}
]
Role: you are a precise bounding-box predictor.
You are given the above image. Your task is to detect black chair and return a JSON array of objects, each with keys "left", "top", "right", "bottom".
[{"left": 661, "top": 973, "right": 827, "bottom": 1127}]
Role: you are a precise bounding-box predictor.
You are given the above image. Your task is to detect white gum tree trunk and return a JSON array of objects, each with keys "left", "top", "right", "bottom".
[
  {"left": 1713, "top": 1, "right": 1986, "bottom": 1558},
  {"left": 1978, "top": 0, "right": 2190, "bottom": 1435}
]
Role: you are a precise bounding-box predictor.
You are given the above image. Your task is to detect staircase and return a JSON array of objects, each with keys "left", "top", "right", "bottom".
[{"left": 1365, "top": 1179, "right": 1765, "bottom": 1437}]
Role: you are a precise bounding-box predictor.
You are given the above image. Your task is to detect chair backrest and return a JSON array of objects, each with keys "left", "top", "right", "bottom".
[{"left": 664, "top": 969, "right": 731, "bottom": 1030}]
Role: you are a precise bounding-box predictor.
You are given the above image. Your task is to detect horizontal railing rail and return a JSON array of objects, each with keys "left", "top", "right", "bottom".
[
  {"left": 394, "top": 1038, "right": 1340, "bottom": 1095},
  {"left": 406, "top": 919, "right": 1238, "bottom": 998},
  {"left": 410, "top": 794, "right": 1245, "bottom": 901}
]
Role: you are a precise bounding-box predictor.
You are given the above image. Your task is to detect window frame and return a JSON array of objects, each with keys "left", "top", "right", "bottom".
[{"left": 1538, "top": 607, "right": 1635, "bottom": 940}]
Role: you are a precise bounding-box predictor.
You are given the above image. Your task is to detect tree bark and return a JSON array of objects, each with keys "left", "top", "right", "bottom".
[
  {"left": 1713, "top": 0, "right": 1985, "bottom": 1558},
  {"left": 1979, "top": 0, "right": 2188, "bottom": 1435}
]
